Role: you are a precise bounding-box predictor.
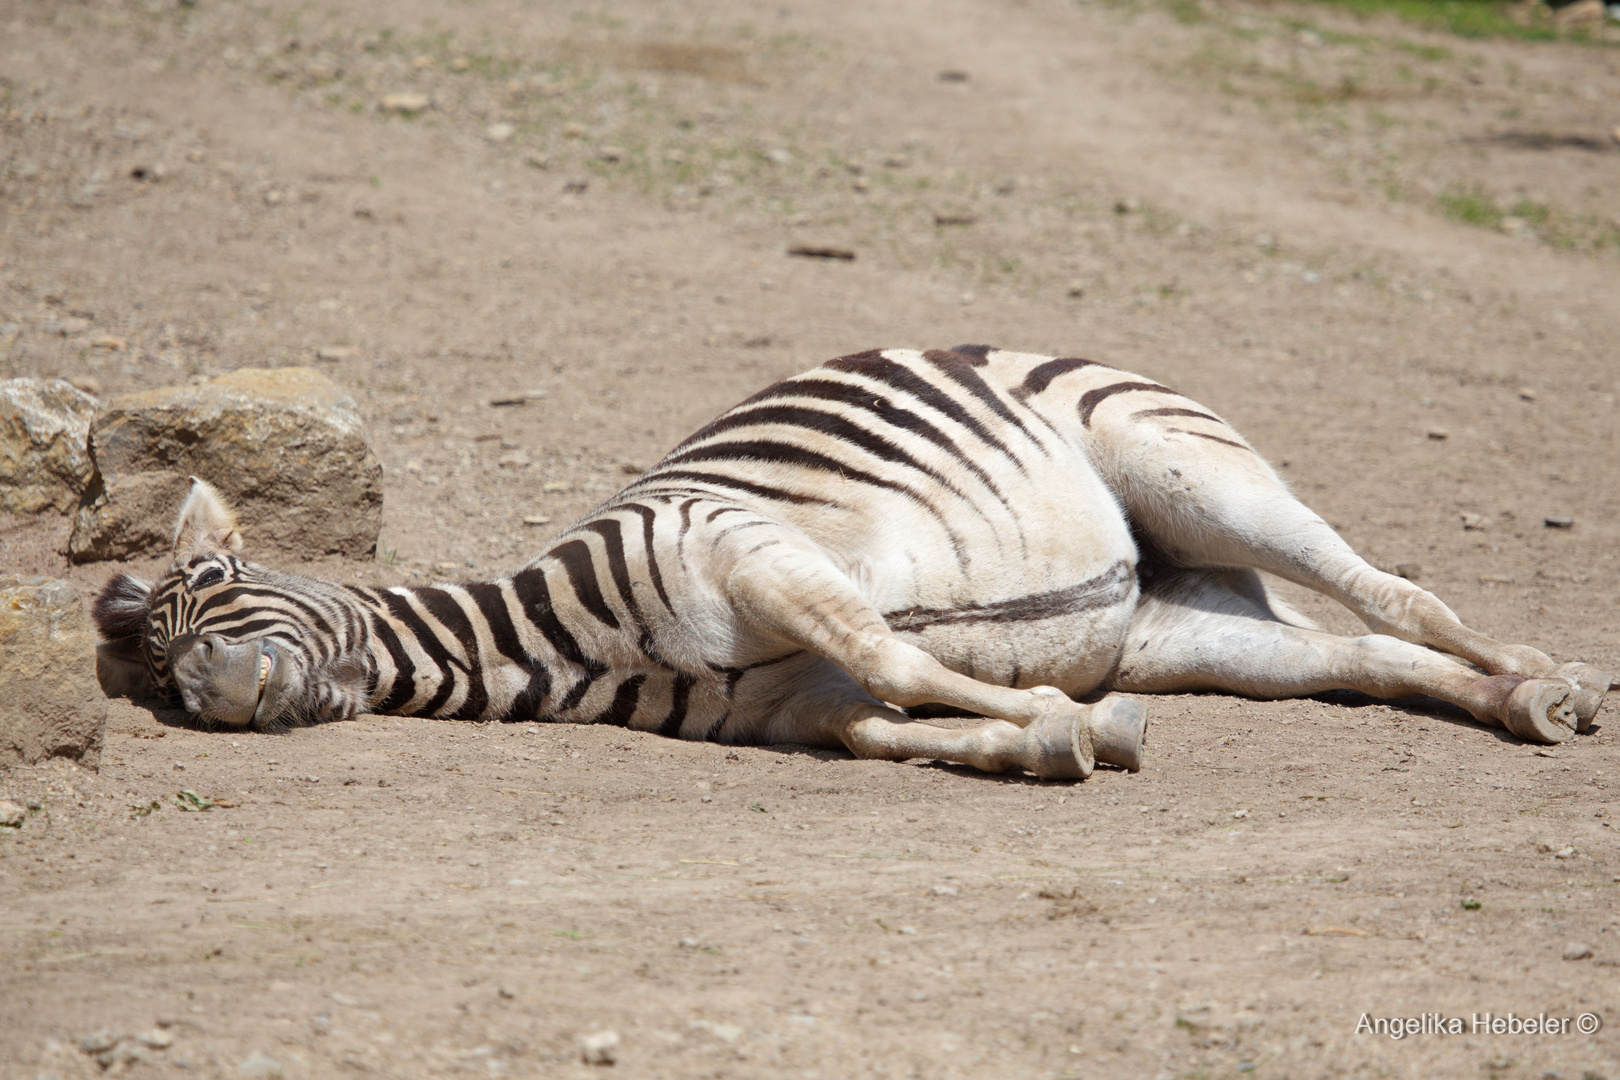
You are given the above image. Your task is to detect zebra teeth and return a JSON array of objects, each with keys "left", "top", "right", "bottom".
[{"left": 257, "top": 651, "right": 272, "bottom": 695}]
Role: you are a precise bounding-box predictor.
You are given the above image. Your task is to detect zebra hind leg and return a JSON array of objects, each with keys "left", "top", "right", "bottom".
[
  {"left": 1086, "top": 402, "right": 1610, "bottom": 731},
  {"left": 1111, "top": 568, "right": 1584, "bottom": 743}
]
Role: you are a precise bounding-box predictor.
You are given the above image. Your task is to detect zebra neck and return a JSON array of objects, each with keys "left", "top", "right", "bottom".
[{"left": 361, "top": 566, "right": 622, "bottom": 723}]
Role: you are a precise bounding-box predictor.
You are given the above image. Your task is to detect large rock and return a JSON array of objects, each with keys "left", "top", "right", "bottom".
[
  {"left": 0, "top": 377, "right": 99, "bottom": 515},
  {"left": 0, "top": 576, "right": 105, "bottom": 768},
  {"left": 69, "top": 368, "right": 383, "bottom": 562}
]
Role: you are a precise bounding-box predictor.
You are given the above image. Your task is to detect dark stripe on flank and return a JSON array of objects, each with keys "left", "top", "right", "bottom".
[
  {"left": 666, "top": 440, "right": 914, "bottom": 498},
  {"left": 922, "top": 350, "right": 1035, "bottom": 441},
  {"left": 657, "top": 673, "right": 696, "bottom": 738},
  {"left": 598, "top": 675, "right": 646, "bottom": 727},
  {"left": 552, "top": 539, "right": 621, "bottom": 630},
  {"left": 511, "top": 567, "right": 590, "bottom": 667},
  {"left": 1167, "top": 428, "right": 1252, "bottom": 451},
  {"left": 742, "top": 378, "right": 1006, "bottom": 499},
  {"left": 618, "top": 502, "right": 674, "bottom": 613},
  {"left": 649, "top": 469, "right": 841, "bottom": 508},
  {"left": 1132, "top": 406, "right": 1226, "bottom": 425},
  {"left": 583, "top": 519, "right": 644, "bottom": 627},
  {"left": 682, "top": 404, "right": 969, "bottom": 499},
  {"left": 464, "top": 582, "right": 530, "bottom": 667},
  {"left": 1079, "top": 381, "right": 1176, "bottom": 427},
  {"left": 884, "top": 560, "right": 1134, "bottom": 632},
  {"left": 824, "top": 353, "right": 1019, "bottom": 463},
  {"left": 1014, "top": 357, "right": 1102, "bottom": 401}
]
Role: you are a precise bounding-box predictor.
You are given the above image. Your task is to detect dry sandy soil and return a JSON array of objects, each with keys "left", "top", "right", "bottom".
[{"left": 3, "top": 1, "right": 1620, "bottom": 1077}]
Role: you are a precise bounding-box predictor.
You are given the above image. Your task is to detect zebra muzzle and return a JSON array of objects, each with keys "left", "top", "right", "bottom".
[{"left": 167, "top": 634, "right": 279, "bottom": 728}]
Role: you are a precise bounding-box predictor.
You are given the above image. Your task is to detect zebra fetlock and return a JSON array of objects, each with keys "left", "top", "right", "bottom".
[{"left": 92, "top": 346, "right": 1610, "bottom": 778}]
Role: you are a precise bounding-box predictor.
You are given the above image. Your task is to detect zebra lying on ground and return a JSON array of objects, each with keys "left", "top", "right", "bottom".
[{"left": 92, "top": 346, "right": 1610, "bottom": 779}]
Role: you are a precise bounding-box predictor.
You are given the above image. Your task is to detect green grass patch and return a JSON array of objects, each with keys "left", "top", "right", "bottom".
[
  {"left": 1437, "top": 185, "right": 1501, "bottom": 227},
  {"left": 1286, "top": 0, "right": 1581, "bottom": 43}
]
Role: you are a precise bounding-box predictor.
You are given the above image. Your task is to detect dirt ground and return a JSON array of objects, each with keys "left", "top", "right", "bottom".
[{"left": 3, "top": 0, "right": 1619, "bottom": 1077}]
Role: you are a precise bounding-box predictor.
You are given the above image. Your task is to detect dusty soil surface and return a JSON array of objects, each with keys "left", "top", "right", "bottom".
[{"left": 3, "top": 1, "right": 1619, "bottom": 1078}]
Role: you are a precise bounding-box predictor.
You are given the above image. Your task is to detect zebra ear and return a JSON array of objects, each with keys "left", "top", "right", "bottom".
[{"left": 171, "top": 477, "right": 244, "bottom": 559}]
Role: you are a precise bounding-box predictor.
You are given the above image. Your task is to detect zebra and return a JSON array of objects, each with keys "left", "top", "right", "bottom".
[{"left": 92, "top": 346, "right": 1610, "bottom": 779}]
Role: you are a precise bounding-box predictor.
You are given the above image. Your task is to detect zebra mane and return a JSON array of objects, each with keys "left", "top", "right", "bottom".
[{"left": 92, "top": 573, "right": 155, "bottom": 643}]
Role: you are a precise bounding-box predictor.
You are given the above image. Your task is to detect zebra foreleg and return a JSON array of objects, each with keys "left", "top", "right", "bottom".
[
  {"left": 761, "top": 674, "right": 1146, "bottom": 779},
  {"left": 723, "top": 539, "right": 1147, "bottom": 776},
  {"left": 1111, "top": 568, "right": 1584, "bottom": 743}
]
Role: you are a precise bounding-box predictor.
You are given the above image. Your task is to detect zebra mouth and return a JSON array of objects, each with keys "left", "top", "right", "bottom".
[{"left": 257, "top": 651, "right": 272, "bottom": 696}]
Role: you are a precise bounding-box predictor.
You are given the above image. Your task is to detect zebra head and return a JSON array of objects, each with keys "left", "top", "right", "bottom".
[{"left": 91, "top": 478, "right": 366, "bottom": 730}]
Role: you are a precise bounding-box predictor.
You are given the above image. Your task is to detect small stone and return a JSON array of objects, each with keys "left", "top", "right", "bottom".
[
  {"left": 1562, "top": 943, "right": 1593, "bottom": 960},
  {"left": 597, "top": 145, "right": 625, "bottom": 163},
  {"left": 1232, "top": 809, "right": 1248, "bottom": 819},
  {"left": 1554, "top": 846, "right": 1575, "bottom": 859},
  {"left": 524, "top": 152, "right": 551, "bottom": 169},
  {"left": 378, "top": 92, "right": 432, "bottom": 114},
  {"left": 541, "top": 480, "right": 571, "bottom": 494},
  {"left": 1518, "top": 387, "right": 1538, "bottom": 401},
  {"left": 578, "top": 1030, "right": 619, "bottom": 1065},
  {"left": 0, "top": 800, "right": 25, "bottom": 827},
  {"left": 1479, "top": 573, "right": 1514, "bottom": 585},
  {"left": 766, "top": 148, "right": 792, "bottom": 165},
  {"left": 678, "top": 937, "right": 701, "bottom": 948},
  {"left": 521, "top": 515, "right": 552, "bottom": 527},
  {"left": 1544, "top": 516, "right": 1574, "bottom": 529},
  {"left": 1427, "top": 428, "right": 1450, "bottom": 441},
  {"left": 498, "top": 986, "right": 515, "bottom": 999},
  {"left": 1392, "top": 563, "right": 1421, "bottom": 581},
  {"left": 138, "top": 1029, "right": 174, "bottom": 1049},
  {"left": 485, "top": 122, "right": 516, "bottom": 143},
  {"left": 315, "top": 346, "right": 356, "bottom": 362},
  {"left": 79, "top": 1030, "right": 119, "bottom": 1054},
  {"left": 563, "top": 122, "right": 588, "bottom": 138},
  {"left": 497, "top": 452, "right": 530, "bottom": 468},
  {"left": 930, "top": 884, "right": 958, "bottom": 897},
  {"left": 1066, "top": 282, "right": 1086, "bottom": 299},
  {"left": 90, "top": 335, "right": 127, "bottom": 351},
  {"left": 237, "top": 1051, "right": 284, "bottom": 1078},
  {"left": 1460, "top": 511, "right": 1484, "bottom": 530}
]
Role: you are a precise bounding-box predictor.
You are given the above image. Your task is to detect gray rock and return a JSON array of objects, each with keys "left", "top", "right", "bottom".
[
  {"left": 69, "top": 368, "right": 382, "bottom": 562},
  {"left": 0, "top": 575, "right": 105, "bottom": 768},
  {"left": 0, "top": 377, "right": 99, "bottom": 515}
]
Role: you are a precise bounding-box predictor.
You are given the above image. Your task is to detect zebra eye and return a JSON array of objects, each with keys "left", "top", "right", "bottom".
[{"left": 192, "top": 566, "right": 226, "bottom": 590}]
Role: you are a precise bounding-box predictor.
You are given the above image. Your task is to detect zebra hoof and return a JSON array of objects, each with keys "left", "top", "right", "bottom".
[
  {"left": 1555, "top": 662, "right": 1611, "bottom": 733},
  {"left": 1029, "top": 700, "right": 1095, "bottom": 781},
  {"left": 1089, "top": 695, "right": 1148, "bottom": 772},
  {"left": 1503, "top": 679, "right": 1578, "bottom": 744}
]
